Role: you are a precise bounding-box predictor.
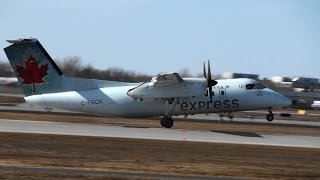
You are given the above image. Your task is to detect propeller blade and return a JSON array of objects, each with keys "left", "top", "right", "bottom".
[
  {"left": 208, "top": 60, "right": 213, "bottom": 102},
  {"left": 207, "top": 60, "right": 218, "bottom": 87},
  {"left": 202, "top": 59, "right": 217, "bottom": 102},
  {"left": 209, "top": 86, "right": 212, "bottom": 102},
  {"left": 203, "top": 62, "right": 207, "bottom": 79},
  {"left": 208, "top": 60, "right": 211, "bottom": 83}
]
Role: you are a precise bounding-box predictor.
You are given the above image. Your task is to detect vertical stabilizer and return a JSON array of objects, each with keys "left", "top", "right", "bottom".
[{"left": 4, "top": 38, "right": 68, "bottom": 96}]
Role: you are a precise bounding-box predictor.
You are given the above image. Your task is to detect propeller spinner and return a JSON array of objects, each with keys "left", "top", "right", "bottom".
[{"left": 203, "top": 60, "right": 218, "bottom": 102}]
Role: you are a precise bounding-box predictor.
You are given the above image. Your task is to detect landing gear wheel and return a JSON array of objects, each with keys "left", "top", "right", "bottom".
[
  {"left": 160, "top": 118, "right": 165, "bottom": 127},
  {"left": 266, "top": 114, "right": 274, "bottom": 121},
  {"left": 161, "top": 117, "right": 174, "bottom": 128},
  {"left": 266, "top": 109, "right": 274, "bottom": 122},
  {"left": 227, "top": 112, "right": 233, "bottom": 120}
]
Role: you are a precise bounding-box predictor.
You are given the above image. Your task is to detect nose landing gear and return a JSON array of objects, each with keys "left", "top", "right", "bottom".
[
  {"left": 160, "top": 98, "right": 178, "bottom": 128},
  {"left": 266, "top": 109, "right": 274, "bottom": 121}
]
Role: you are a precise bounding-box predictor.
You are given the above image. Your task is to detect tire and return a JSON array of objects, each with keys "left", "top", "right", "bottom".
[
  {"left": 161, "top": 117, "right": 174, "bottom": 128},
  {"left": 266, "top": 114, "right": 274, "bottom": 121},
  {"left": 160, "top": 118, "right": 166, "bottom": 127}
]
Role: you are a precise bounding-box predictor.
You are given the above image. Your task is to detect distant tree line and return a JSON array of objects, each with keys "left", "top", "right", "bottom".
[
  {"left": 55, "top": 56, "right": 151, "bottom": 82},
  {"left": 0, "top": 57, "right": 153, "bottom": 82},
  {"left": 0, "top": 62, "right": 14, "bottom": 77}
]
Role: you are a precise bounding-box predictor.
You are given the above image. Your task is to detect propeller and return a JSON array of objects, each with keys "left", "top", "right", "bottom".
[{"left": 203, "top": 60, "right": 218, "bottom": 102}]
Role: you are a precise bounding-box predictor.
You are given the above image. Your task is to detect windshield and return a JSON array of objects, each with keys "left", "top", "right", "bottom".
[{"left": 246, "top": 83, "right": 266, "bottom": 90}]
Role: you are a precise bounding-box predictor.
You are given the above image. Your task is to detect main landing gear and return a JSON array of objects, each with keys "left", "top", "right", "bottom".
[
  {"left": 161, "top": 116, "right": 174, "bottom": 128},
  {"left": 160, "top": 98, "right": 178, "bottom": 128},
  {"left": 266, "top": 109, "right": 274, "bottom": 122},
  {"left": 218, "top": 112, "right": 234, "bottom": 122}
]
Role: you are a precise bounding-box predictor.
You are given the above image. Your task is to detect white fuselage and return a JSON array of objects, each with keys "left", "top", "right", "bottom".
[{"left": 25, "top": 78, "right": 290, "bottom": 118}]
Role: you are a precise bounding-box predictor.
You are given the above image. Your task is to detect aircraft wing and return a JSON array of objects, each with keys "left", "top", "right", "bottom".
[
  {"left": 127, "top": 72, "right": 207, "bottom": 99},
  {"left": 150, "top": 72, "right": 184, "bottom": 87}
]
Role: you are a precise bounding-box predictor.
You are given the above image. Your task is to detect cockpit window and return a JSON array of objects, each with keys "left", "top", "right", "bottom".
[
  {"left": 255, "top": 83, "right": 266, "bottom": 89},
  {"left": 246, "top": 84, "right": 255, "bottom": 89},
  {"left": 246, "top": 83, "right": 266, "bottom": 90}
]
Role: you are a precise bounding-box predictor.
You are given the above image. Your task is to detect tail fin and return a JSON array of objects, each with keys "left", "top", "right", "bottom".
[{"left": 4, "top": 38, "right": 68, "bottom": 96}]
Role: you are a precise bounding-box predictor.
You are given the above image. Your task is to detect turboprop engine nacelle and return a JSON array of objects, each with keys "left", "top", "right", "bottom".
[{"left": 127, "top": 78, "right": 207, "bottom": 99}]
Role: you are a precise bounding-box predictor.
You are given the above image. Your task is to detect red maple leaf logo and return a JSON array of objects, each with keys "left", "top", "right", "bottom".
[{"left": 16, "top": 56, "right": 48, "bottom": 84}]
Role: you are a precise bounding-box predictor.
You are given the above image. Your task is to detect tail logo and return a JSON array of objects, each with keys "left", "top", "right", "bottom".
[{"left": 16, "top": 56, "right": 48, "bottom": 84}]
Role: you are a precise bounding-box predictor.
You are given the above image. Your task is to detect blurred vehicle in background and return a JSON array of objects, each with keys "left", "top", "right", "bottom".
[{"left": 311, "top": 101, "right": 320, "bottom": 109}]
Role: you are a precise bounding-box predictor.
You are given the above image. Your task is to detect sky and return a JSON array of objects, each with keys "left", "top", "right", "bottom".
[{"left": 0, "top": 0, "right": 319, "bottom": 78}]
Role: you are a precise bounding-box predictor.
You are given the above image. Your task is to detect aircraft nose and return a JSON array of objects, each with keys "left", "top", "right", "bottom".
[
  {"left": 127, "top": 88, "right": 135, "bottom": 97},
  {"left": 282, "top": 95, "right": 291, "bottom": 107},
  {"left": 266, "top": 89, "right": 292, "bottom": 108}
]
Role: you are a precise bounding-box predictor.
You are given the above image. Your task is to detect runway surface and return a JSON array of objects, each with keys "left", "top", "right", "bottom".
[
  {"left": 177, "top": 114, "right": 320, "bottom": 127},
  {"left": 1, "top": 103, "right": 320, "bottom": 127},
  {"left": 0, "top": 119, "right": 319, "bottom": 148},
  {"left": 0, "top": 165, "right": 218, "bottom": 180}
]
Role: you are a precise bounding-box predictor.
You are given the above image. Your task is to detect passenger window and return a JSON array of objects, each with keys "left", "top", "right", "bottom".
[{"left": 246, "top": 84, "right": 255, "bottom": 90}]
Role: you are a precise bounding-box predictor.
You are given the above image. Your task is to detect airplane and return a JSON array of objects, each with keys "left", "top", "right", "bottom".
[{"left": 4, "top": 38, "right": 291, "bottom": 128}]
